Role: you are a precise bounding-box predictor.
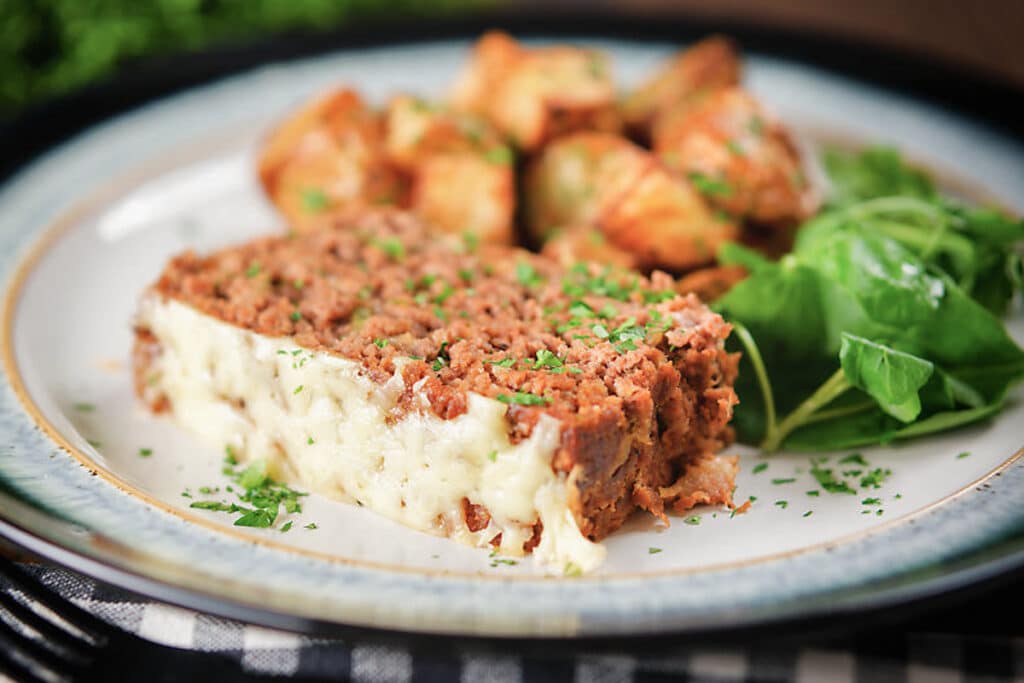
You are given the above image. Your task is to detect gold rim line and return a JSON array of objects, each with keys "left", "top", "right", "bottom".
[{"left": 1, "top": 125, "right": 1022, "bottom": 583}]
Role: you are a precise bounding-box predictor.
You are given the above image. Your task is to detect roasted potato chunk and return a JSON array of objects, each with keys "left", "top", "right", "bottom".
[
  {"left": 383, "top": 94, "right": 515, "bottom": 244},
  {"left": 384, "top": 95, "right": 504, "bottom": 169},
  {"left": 525, "top": 132, "right": 736, "bottom": 271},
  {"left": 409, "top": 154, "right": 515, "bottom": 245},
  {"left": 601, "top": 163, "right": 739, "bottom": 271},
  {"left": 523, "top": 132, "right": 650, "bottom": 244},
  {"left": 620, "top": 36, "right": 741, "bottom": 140},
  {"left": 652, "top": 87, "right": 817, "bottom": 225},
  {"left": 259, "top": 89, "right": 405, "bottom": 231},
  {"left": 676, "top": 264, "right": 748, "bottom": 302},
  {"left": 541, "top": 225, "right": 640, "bottom": 270},
  {"left": 450, "top": 31, "right": 620, "bottom": 152}
]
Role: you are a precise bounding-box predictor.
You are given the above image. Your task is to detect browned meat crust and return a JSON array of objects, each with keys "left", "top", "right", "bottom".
[{"left": 135, "top": 208, "right": 739, "bottom": 541}]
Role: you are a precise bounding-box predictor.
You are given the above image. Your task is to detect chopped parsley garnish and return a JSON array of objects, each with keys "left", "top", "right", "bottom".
[
  {"left": 293, "top": 385, "right": 304, "bottom": 395},
  {"left": 748, "top": 117, "right": 764, "bottom": 136},
  {"left": 802, "top": 510, "right": 813, "bottom": 518},
  {"left": 280, "top": 521, "right": 293, "bottom": 532},
  {"left": 373, "top": 338, "right": 389, "bottom": 348},
  {"left": 373, "top": 237, "right": 405, "bottom": 261},
  {"left": 138, "top": 448, "right": 153, "bottom": 457},
  {"left": 300, "top": 188, "right": 329, "bottom": 212},
  {"left": 688, "top": 172, "right": 733, "bottom": 197},
  {"left": 433, "top": 283, "right": 455, "bottom": 305},
  {"left": 244, "top": 262, "right": 261, "bottom": 278},
  {"left": 485, "top": 146, "right": 514, "bottom": 165},
  {"left": 564, "top": 562, "right": 583, "bottom": 577},
  {"left": 293, "top": 279, "right": 305, "bottom": 290},
  {"left": 487, "top": 450, "right": 498, "bottom": 463},
  {"left": 73, "top": 402, "right": 95, "bottom": 412},
  {"left": 839, "top": 453, "right": 869, "bottom": 466},
  {"left": 862, "top": 497, "right": 882, "bottom": 506},
  {"left": 774, "top": 500, "right": 788, "bottom": 509},
  {"left": 648, "top": 547, "right": 662, "bottom": 555},
  {"left": 752, "top": 463, "right": 768, "bottom": 474},
  {"left": 458, "top": 268, "right": 474, "bottom": 283},
  {"left": 806, "top": 490, "right": 820, "bottom": 497},
  {"left": 485, "top": 357, "right": 516, "bottom": 368},
  {"left": 859, "top": 467, "right": 892, "bottom": 489},
  {"left": 771, "top": 477, "right": 796, "bottom": 485},
  {"left": 307, "top": 436, "right": 315, "bottom": 445},
  {"left": 956, "top": 451, "right": 971, "bottom": 459},
  {"left": 726, "top": 139, "right": 745, "bottom": 156},
  {"left": 532, "top": 349, "right": 563, "bottom": 371},
  {"left": 496, "top": 392, "right": 550, "bottom": 406},
  {"left": 290, "top": 309, "right": 302, "bottom": 322},
  {"left": 810, "top": 462, "right": 857, "bottom": 494},
  {"left": 591, "top": 324, "right": 610, "bottom": 339},
  {"left": 516, "top": 261, "right": 544, "bottom": 288},
  {"left": 684, "top": 515, "right": 702, "bottom": 526},
  {"left": 190, "top": 456, "right": 308, "bottom": 529},
  {"left": 461, "top": 231, "right": 479, "bottom": 253},
  {"left": 304, "top": 523, "right": 318, "bottom": 530}
]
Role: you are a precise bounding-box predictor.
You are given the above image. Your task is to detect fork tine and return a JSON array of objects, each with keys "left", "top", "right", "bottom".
[
  {"left": 0, "top": 587, "right": 95, "bottom": 660},
  {"left": 0, "top": 614, "right": 86, "bottom": 680},
  {"left": 0, "top": 556, "right": 117, "bottom": 642}
]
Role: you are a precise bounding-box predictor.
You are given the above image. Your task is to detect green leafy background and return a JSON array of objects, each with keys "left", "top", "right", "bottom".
[{"left": 0, "top": 0, "right": 489, "bottom": 119}]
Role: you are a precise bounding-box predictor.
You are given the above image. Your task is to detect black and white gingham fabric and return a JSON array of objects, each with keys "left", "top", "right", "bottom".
[{"left": 3, "top": 564, "right": 1022, "bottom": 682}]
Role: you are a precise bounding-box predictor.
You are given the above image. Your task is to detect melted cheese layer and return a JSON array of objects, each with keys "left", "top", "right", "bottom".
[{"left": 139, "top": 296, "right": 606, "bottom": 572}]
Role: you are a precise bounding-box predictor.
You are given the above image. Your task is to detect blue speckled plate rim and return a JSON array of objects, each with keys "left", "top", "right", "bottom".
[{"left": 0, "top": 36, "right": 1023, "bottom": 638}]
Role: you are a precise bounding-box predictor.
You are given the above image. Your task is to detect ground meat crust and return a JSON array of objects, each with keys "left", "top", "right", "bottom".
[{"left": 135, "top": 208, "right": 739, "bottom": 542}]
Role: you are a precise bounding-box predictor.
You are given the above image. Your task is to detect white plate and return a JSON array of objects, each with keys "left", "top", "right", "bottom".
[{"left": 1, "top": 37, "right": 1022, "bottom": 637}]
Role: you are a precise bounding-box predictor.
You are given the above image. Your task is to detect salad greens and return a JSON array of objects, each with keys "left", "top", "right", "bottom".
[{"left": 715, "top": 147, "right": 1024, "bottom": 451}]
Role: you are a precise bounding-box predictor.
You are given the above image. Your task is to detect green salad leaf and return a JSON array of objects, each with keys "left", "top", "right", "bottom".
[{"left": 716, "top": 147, "right": 1024, "bottom": 451}]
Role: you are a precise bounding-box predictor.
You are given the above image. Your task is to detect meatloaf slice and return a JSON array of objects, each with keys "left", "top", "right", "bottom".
[{"left": 133, "top": 208, "right": 739, "bottom": 572}]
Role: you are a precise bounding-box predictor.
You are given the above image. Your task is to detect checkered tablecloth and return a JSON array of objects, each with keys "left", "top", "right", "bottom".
[{"left": 3, "top": 563, "right": 1023, "bottom": 682}]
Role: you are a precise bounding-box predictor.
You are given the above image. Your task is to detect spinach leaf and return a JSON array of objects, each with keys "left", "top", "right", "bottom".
[
  {"left": 823, "top": 147, "right": 934, "bottom": 205},
  {"left": 838, "top": 333, "right": 933, "bottom": 422}
]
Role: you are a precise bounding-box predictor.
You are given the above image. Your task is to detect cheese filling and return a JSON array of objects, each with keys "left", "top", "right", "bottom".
[{"left": 138, "top": 296, "right": 606, "bottom": 572}]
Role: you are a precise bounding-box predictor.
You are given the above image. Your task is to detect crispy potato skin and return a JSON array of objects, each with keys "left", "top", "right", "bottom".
[
  {"left": 523, "top": 132, "right": 650, "bottom": 244},
  {"left": 525, "top": 132, "right": 736, "bottom": 271},
  {"left": 653, "top": 87, "right": 817, "bottom": 225},
  {"left": 676, "top": 264, "right": 748, "bottom": 302},
  {"left": 620, "top": 35, "right": 741, "bottom": 140},
  {"left": 410, "top": 154, "right": 516, "bottom": 245},
  {"left": 258, "top": 89, "right": 406, "bottom": 231},
  {"left": 450, "top": 31, "right": 620, "bottom": 152},
  {"left": 600, "top": 162, "right": 739, "bottom": 271},
  {"left": 384, "top": 95, "right": 515, "bottom": 244},
  {"left": 540, "top": 225, "right": 640, "bottom": 271}
]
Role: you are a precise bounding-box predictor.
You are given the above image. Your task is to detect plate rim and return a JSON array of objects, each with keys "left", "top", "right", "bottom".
[{"left": 1, "top": 20, "right": 1023, "bottom": 638}]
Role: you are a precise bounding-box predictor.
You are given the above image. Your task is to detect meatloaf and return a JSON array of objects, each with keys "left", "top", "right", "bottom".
[{"left": 133, "top": 208, "right": 739, "bottom": 572}]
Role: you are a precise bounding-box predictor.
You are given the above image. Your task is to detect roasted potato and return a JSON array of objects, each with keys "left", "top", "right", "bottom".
[
  {"left": 620, "top": 35, "right": 741, "bottom": 140},
  {"left": 384, "top": 95, "right": 504, "bottom": 169},
  {"left": 601, "top": 162, "right": 739, "bottom": 271},
  {"left": 525, "top": 132, "right": 736, "bottom": 271},
  {"left": 409, "top": 153, "right": 515, "bottom": 245},
  {"left": 676, "top": 264, "right": 748, "bottom": 302},
  {"left": 383, "top": 94, "right": 515, "bottom": 244},
  {"left": 450, "top": 31, "right": 620, "bottom": 152},
  {"left": 259, "top": 89, "right": 405, "bottom": 231},
  {"left": 652, "top": 87, "right": 817, "bottom": 225},
  {"left": 541, "top": 225, "right": 640, "bottom": 270},
  {"left": 523, "top": 132, "right": 650, "bottom": 244}
]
